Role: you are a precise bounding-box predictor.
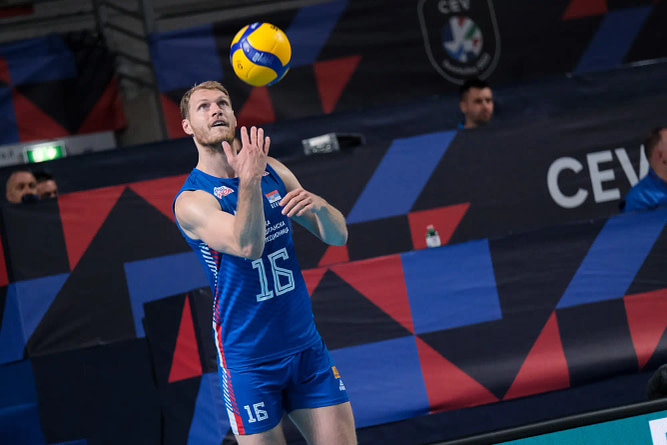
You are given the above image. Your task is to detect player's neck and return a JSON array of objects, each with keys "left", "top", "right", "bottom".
[
  {"left": 196, "top": 146, "right": 236, "bottom": 179},
  {"left": 654, "top": 165, "right": 667, "bottom": 183},
  {"left": 650, "top": 155, "right": 667, "bottom": 182}
]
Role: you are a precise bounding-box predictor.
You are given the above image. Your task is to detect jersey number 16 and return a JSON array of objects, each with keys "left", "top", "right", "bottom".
[{"left": 251, "top": 247, "right": 295, "bottom": 302}]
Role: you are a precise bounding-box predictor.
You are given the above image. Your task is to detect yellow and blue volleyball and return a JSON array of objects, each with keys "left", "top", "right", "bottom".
[{"left": 230, "top": 22, "right": 291, "bottom": 87}]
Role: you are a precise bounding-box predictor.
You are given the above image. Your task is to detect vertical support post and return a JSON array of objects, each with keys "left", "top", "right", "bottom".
[{"left": 138, "top": 0, "right": 168, "bottom": 139}]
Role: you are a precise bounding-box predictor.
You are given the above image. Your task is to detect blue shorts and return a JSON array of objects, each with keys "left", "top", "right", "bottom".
[{"left": 218, "top": 338, "right": 349, "bottom": 435}]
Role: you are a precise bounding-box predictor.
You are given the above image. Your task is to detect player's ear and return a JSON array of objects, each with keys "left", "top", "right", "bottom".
[{"left": 182, "top": 119, "right": 193, "bottom": 136}]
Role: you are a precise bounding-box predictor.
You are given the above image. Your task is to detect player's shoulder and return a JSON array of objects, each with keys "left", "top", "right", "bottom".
[
  {"left": 624, "top": 177, "right": 659, "bottom": 211},
  {"left": 267, "top": 157, "right": 298, "bottom": 184},
  {"left": 175, "top": 189, "right": 220, "bottom": 216},
  {"left": 631, "top": 174, "right": 662, "bottom": 198},
  {"left": 267, "top": 156, "right": 287, "bottom": 171}
]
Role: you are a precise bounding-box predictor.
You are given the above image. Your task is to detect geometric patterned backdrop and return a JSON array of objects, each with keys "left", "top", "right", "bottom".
[
  {"left": 0, "top": 30, "right": 125, "bottom": 145},
  {"left": 0, "top": 141, "right": 665, "bottom": 443},
  {"left": 1, "top": 13, "right": 667, "bottom": 438},
  {"left": 150, "top": 0, "right": 667, "bottom": 137}
]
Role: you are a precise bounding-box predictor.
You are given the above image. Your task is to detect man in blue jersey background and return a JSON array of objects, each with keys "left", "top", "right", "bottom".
[
  {"left": 173, "top": 81, "right": 356, "bottom": 445},
  {"left": 622, "top": 126, "right": 667, "bottom": 212}
]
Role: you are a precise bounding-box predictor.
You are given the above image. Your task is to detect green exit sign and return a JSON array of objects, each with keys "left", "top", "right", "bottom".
[{"left": 24, "top": 144, "right": 66, "bottom": 163}]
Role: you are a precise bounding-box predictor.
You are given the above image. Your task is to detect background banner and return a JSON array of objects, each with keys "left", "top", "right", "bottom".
[
  {"left": 1, "top": 198, "right": 665, "bottom": 443},
  {"left": 0, "top": 30, "right": 126, "bottom": 145},
  {"left": 150, "top": 0, "right": 667, "bottom": 136},
  {"left": 0, "top": 78, "right": 659, "bottom": 268}
]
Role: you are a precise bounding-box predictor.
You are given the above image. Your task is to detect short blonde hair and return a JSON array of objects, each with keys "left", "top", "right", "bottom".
[{"left": 180, "top": 81, "right": 230, "bottom": 119}]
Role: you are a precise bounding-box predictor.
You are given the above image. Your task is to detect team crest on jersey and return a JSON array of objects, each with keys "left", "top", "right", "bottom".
[
  {"left": 418, "top": 0, "right": 500, "bottom": 84},
  {"left": 265, "top": 190, "right": 282, "bottom": 208},
  {"left": 214, "top": 185, "right": 234, "bottom": 198}
]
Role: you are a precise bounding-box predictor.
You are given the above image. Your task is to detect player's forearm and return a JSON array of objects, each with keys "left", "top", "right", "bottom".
[
  {"left": 234, "top": 177, "right": 266, "bottom": 259},
  {"left": 313, "top": 203, "right": 348, "bottom": 246}
]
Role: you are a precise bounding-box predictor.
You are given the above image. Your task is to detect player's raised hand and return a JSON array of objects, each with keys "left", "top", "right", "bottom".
[
  {"left": 280, "top": 188, "right": 327, "bottom": 217},
  {"left": 222, "top": 126, "right": 270, "bottom": 181}
]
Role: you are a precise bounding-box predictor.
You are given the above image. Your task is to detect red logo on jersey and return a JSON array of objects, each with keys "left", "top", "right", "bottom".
[{"left": 214, "top": 185, "right": 234, "bottom": 198}]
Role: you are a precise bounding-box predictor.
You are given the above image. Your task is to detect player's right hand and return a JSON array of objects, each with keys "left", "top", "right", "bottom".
[{"left": 222, "top": 126, "right": 270, "bottom": 181}]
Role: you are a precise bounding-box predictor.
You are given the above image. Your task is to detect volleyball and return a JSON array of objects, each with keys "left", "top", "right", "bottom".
[{"left": 230, "top": 22, "right": 292, "bottom": 87}]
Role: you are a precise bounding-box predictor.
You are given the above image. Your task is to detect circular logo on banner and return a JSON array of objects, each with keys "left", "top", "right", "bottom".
[
  {"left": 418, "top": 0, "right": 500, "bottom": 85},
  {"left": 442, "top": 16, "right": 483, "bottom": 63}
]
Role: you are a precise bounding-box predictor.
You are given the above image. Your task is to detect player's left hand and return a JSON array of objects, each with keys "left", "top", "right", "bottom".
[{"left": 279, "top": 188, "right": 327, "bottom": 217}]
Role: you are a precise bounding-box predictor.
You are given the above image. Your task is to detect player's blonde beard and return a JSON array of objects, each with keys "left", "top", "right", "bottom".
[{"left": 193, "top": 126, "right": 235, "bottom": 154}]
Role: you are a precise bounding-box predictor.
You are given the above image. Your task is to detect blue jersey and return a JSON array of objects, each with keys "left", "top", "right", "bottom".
[
  {"left": 623, "top": 168, "right": 667, "bottom": 212},
  {"left": 174, "top": 165, "right": 320, "bottom": 368}
]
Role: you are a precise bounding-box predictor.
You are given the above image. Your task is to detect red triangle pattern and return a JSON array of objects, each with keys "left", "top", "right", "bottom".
[
  {"left": 302, "top": 267, "right": 328, "bottom": 296},
  {"left": 624, "top": 288, "right": 667, "bottom": 370},
  {"left": 314, "top": 55, "right": 362, "bottom": 114},
  {"left": 318, "top": 244, "right": 349, "bottom": 267},
  {"left": 129, "top": 174, "right": 189, "bottom": 222},
  {"left": 504, "top": 312, "right": 570, "bottom": 400},
  {"left": 416, "top": 336, "right": 498, "bottom": 413},
  {"left": 58, "top": 185, "right": 125, "bottom": 270},
  {"left": 332, "top": 254, "right": 414, "bottom": 333},
  {"left": 161, "top": 93, "right": 186, "bottom": 139},
  {"left": 77, "top": 77, "right": 126, "bottom": 134},
  {"left": 237, "top": 86, "right": 275, "bottom": 128},
  {"left": 562, "top": 0, "right": 607, "bottom": 19},
  {"left": 407, "top": 203, "right": 470, "bottom": 249},
  {"left": 12, "top": 89, "right": 69, "bottom": 142},
  {"left": 169, "top": 295, "right": 203, "bottom": 382},
  {"left": 0, "top": 57, "right": 10, "bottom": 84}
]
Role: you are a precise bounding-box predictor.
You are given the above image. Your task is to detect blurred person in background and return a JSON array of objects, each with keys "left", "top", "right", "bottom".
[
  {"left": 5, "top": 169, "right": 37, "bottom": 203},
  {"left": 647, "top": 363, "right": 667, "bottom": 400},
  {"left": 34, "top": 170, "right": 58, "bottom": 200},
  {"left": 459, "top": 78, "right": 494, "bottom": 129},
  {"left": 622, "top": 126, "right": 667, "bottom": 212}
]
